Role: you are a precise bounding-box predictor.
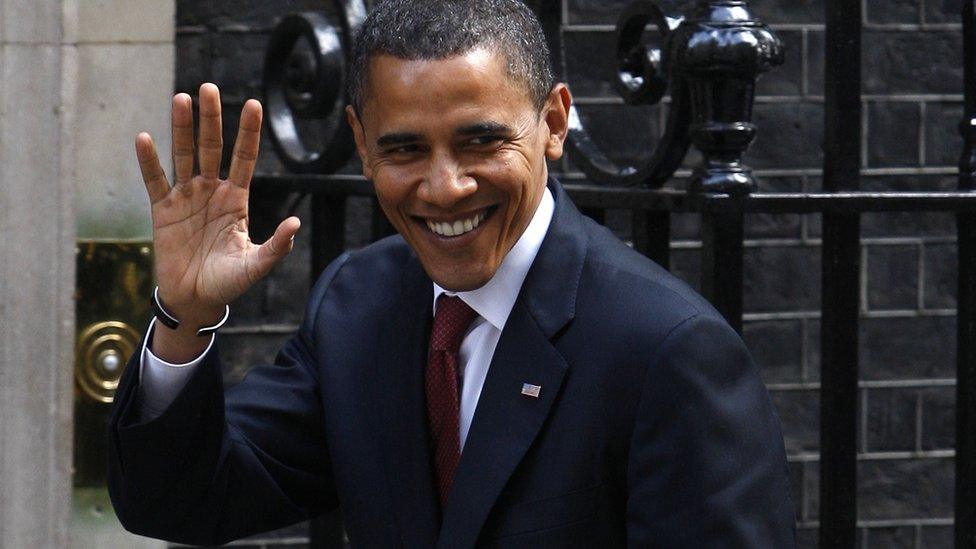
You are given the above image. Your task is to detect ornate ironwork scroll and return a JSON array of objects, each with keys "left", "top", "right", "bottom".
[
  {"left": 263, "top": 1, "right": 367, "bottom": 173},
  {"left": 537, "top": 0, "right": 691, "bottom": 187},
  {"left": 263, "top": 1, "right": 780, "bottom": 192},
  {"left": 540, "top": 0, "right": 781, "bottom": 191}
]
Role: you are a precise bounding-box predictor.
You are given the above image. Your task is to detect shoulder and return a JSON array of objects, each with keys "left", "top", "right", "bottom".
[
  {"left": 540, "top": 214, "right": 746, "bottom": 398},
  {"left": 573, "top": 215, "right": 725, "bottom": 341},
  {"left": 303, "top": 234, "right": 418, "bottom": 327}
]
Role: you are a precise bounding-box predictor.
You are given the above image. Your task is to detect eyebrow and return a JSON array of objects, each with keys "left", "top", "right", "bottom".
[
  {"left": 375, "top": 132, "right": 422, "bottom": 148},
  {"left": 456, "top": 122, "right": 513, "bottom": 136},
  {"left": 374, "top": 122, "right": 514, "bottom": 148}
]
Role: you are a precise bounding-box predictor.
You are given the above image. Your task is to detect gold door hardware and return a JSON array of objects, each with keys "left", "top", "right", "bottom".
[{"left": 75, "top": 321, "right": 140, "bottom": 404}]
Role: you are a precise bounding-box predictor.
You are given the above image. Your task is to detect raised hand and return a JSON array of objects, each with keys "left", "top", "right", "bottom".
[{"left": 137, "top": 83, "right": 300, "bottom": 361}]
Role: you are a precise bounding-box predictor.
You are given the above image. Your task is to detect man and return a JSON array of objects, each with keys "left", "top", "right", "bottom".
[{"left": 109, "top": 0, "right": 795, "bottom": 546}]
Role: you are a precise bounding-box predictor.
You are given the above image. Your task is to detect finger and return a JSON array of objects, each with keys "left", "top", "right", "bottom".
[
  {"left": 251, "top": 216, "right": 301, "bottom": 281},
  {"left": 197, "top": 83, "right": 223, "bottom": 179},
  {"left": 228, "top": 99, "right": 263, "bottom": 189},
  {"left": 172, "top": 93, "right": 195, "bottom": 185},
  {"left": 135, "top": 132, "right": 170, "bottom": 204}
]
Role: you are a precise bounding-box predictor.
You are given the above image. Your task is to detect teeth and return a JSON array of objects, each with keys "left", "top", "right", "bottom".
[{"left": 426, "top": 209, "right": 489, "bottom": 237}]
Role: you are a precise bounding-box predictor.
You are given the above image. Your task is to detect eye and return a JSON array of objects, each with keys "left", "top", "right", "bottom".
[
  {"left": 466, "top": 135, "right": 504, "bottom": 147},
  {"left": 385, "top": 144, "right": 425, "bottom": 156}
]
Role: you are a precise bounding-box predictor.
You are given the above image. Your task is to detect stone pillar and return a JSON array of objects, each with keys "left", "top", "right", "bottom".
[
  {"left": 0, "top": 0, "right": 173, "bottom": 546},
  {"left": 65, "top": 0, "right": 173, "bottom": 241},
  {"left": 0, "top": 0, "right": 75, "bottom": 545}
]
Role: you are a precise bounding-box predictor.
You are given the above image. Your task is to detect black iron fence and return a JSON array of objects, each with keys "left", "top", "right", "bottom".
[{"left": 251, "top": 1, "right": 976, "bottom": 546}]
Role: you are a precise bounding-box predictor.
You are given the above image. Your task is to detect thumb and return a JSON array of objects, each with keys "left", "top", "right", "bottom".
[{"left": 251, "top": 216, "right": 301, "bottom": 281}]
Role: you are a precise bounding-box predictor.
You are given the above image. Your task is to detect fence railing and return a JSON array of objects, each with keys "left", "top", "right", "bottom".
[{"left": 253, "top": 1, "right": 976, "bottom": 546}]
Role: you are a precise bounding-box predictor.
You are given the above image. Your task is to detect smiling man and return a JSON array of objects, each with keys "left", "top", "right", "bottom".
[
  {"left": 108, "top": 0, "right": 796, "bottom": 547},
  {"left": 349, "top": 48, "right": 563, "bottom": 292}
]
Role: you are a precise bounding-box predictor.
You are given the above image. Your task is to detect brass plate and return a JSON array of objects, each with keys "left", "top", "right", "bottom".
[
  {"left": 74, "top": 241, "right": 154, "bottom": 487},
  {"left": 74, "top": 241, "right": 153, "bottom": 405}
]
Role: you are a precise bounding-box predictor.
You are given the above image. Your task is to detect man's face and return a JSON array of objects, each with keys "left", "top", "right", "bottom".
[{"left": 347, "top": 49, "right": 571, "bottom": 291}]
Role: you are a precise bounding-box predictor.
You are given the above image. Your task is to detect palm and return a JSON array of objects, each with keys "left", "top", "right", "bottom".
[
  {"left": 137, "top": 84, "right": 299, "bottom": 319},
  {"left": 152, "top": 176, "right": 251, "bottom": 305}
]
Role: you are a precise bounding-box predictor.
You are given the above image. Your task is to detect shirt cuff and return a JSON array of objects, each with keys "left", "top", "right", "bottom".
[{"left": 137, "top": 317, "right": 215, "bottom": 420}]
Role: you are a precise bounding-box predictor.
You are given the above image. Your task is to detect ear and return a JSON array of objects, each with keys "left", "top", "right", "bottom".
[
  {"left": 346, "top": 105, "right": 373, "bottom": 180},
  {"left": 542, "top": 83, "right": 572, "bottom": 161}
]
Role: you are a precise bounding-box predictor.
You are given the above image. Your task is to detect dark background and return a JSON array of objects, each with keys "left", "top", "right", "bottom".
[{"left": 174, "top": 0, "right": 966, "bottom": 547}]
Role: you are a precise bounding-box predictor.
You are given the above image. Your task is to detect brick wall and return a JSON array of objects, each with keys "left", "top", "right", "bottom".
[{"left": 175, "top": 0, "right": 968, "bottom": 547}]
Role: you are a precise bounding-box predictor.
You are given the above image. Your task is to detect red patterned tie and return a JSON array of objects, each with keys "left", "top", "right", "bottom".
[{"left": 426, "top": 294, "right": 479, "bottom": 508}]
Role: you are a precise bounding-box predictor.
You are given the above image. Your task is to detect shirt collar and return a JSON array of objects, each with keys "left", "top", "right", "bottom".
[{"left": 433, "top": 186, "right": 555, "bottom": 331}]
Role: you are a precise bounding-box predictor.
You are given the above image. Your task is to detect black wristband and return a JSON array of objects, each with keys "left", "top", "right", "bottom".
[
  {"left": 151, "top": 286, "right": 230, "bottom": 337},
  {"left": 151, "top": 286, "right": 181, "bottom": 330}
]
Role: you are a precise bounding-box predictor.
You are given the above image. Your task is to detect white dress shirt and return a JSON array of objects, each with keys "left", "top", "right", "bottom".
[{"left": 139, "top": 187, "right": 555, "bottom": 449}]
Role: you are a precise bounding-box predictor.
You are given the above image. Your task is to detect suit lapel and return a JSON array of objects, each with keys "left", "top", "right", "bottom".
[
  {"left": 437, "top": 301, "right": 570, "bottom": 547},
  {"left": 436, "top": 179, "right": 588, "bottom": 547},
  {"left": 372, "top": 257, "right": 440, "bottom": 546}
]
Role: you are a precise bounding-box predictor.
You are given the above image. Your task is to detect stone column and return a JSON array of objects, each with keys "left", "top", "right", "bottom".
[
  {"left": 0, "top": 0, "right": 75, "bottom": 545},
  {"left": 0, "top": 0, "right": 173, "bottom": 546}
]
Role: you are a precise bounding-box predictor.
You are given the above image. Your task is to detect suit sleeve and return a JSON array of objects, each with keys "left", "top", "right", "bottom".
[
  {"left": 626, "top": 314, "right": 796, "bottom": 548},
  {"left": 107, "top": 253, "right": 351, "bottom": 546}
]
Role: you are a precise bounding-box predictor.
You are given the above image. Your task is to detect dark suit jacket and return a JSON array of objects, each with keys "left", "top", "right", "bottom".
[{"left": 108, "top": 179, "right": 795, "bottom": 547}]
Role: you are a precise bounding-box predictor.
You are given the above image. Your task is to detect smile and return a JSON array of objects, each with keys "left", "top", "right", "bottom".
[{"left": 425, "top": 208, "right": 490, "bottom": 237}]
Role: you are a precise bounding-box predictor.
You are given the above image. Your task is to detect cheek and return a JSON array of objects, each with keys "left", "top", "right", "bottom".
[
  {"left": 374, "top": 193, "right": 399, "bottom": 221},
  {"left": 373, "top": 178, "right": 411, "bottom": 219},
  {"left": 480, "top": 153, "right": 534, "bottom": 193}
]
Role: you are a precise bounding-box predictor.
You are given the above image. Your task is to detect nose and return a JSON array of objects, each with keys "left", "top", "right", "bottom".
[{"left": 417, "top": 150, "right": 477, "bottom": 209}]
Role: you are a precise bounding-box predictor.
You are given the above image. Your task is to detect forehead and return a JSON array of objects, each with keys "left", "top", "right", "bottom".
[{"left": 359, "top": 50, "right": 536, "bottom": 130}]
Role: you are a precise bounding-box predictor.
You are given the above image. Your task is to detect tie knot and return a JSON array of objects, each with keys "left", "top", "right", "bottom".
[{"left": 430, "top": 295, "right": 479, "bottom": 352}]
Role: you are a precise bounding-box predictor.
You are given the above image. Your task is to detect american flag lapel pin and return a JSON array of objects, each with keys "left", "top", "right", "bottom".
[{"left": 521, "top": 383, "right": 542, "bottom": 398}]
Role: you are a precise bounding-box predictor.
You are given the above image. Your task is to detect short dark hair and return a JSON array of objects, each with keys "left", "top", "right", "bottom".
[{"left": 348, "top": 0, "right": 554, "bottom": 114}]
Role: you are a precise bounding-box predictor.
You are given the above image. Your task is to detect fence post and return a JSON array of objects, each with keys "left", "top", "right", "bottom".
[
  {"left": 701, "top": 210, "right": 744, "bottom": 333},
  {"left": 957, "top": 3, "right": 976, "bottom": 547},
  {"left": 632, "top": 210, "right": 671, "bottom": 270},
  {"left": 818, "top": 0, "right": 862, "bottom": 546},
  {"left": 671, "top": 1, "right": 781, "bottom": 330}
]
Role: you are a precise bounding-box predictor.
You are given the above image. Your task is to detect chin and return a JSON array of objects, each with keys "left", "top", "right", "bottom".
[{"left": 429, "top": 267, "right": 495, "bottom": 293}]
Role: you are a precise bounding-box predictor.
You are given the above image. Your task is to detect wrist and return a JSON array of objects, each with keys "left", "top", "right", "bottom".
[
  {"left": 152, "top": 287, "right": 228, "bottom": 335},
  {"left": 150, "top": 317, "right": 213, "bottom": 363}
]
